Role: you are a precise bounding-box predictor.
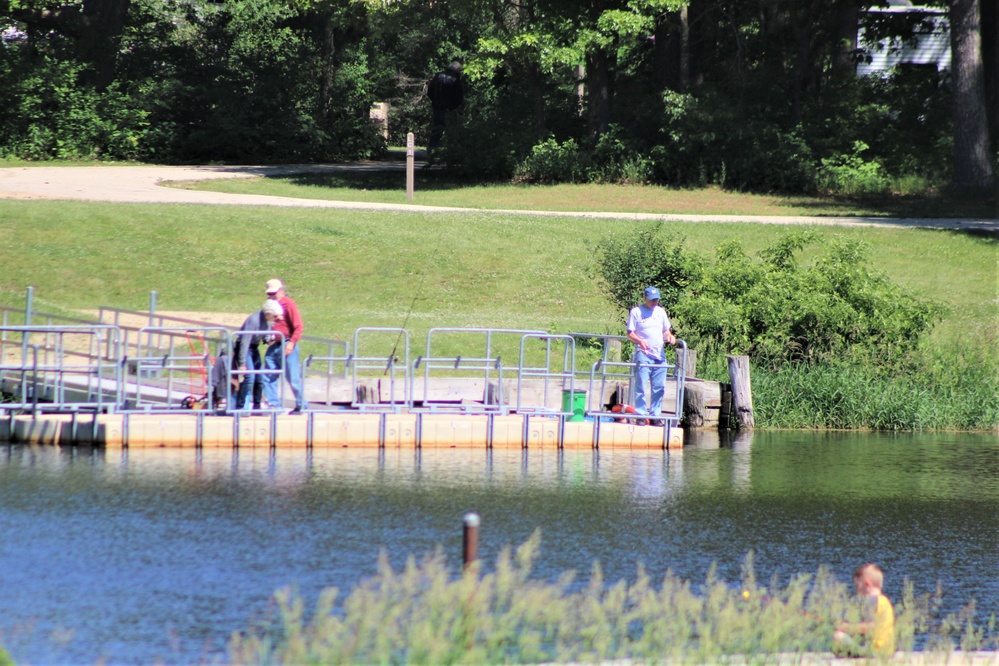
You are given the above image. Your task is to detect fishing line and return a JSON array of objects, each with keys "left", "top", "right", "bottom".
[{"left": 386, "top": 223, "right": 447, "bottom": 373}]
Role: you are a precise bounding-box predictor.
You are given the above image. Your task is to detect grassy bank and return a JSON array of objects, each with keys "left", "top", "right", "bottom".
[
  {"left": 168, "top": 170, "right": 999, "bottom": 219},
  {"left": 0, "top": 199, "right": 994, "bottom": 428},
  {"left": 229, "top": 533, "right": 995, "bottom": 664}
]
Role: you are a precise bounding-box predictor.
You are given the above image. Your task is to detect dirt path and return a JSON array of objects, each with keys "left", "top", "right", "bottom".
[{"left": 1, "top": 163, "right": 995, "bottom": 234}]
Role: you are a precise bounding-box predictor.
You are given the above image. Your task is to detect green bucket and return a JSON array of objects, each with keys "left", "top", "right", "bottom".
[{"left": 561, "top": 390, "right": 587, "bottom": 422}]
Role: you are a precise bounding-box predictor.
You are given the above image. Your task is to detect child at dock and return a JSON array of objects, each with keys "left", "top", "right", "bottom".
[{"left": 833, "top": 563, "right": 895, "bottom": 658}]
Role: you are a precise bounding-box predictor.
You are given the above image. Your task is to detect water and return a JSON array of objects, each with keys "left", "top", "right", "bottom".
[{"left": 1, "top": 431, "right": 996, "bottom": 664}]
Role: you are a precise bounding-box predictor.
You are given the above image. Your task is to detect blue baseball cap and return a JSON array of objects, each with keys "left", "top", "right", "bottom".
[{"left": 644, "top": 286, "right": 661, "bottom": 300}]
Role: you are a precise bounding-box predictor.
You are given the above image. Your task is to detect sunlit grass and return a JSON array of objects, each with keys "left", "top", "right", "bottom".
[{"left": 0, "top": 200, "right": 993, "bottom": 353}]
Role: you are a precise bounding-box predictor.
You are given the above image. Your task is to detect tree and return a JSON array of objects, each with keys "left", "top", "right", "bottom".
[
  {"left": 2, "top": 0, "right": 130, "bottom": 90},
  {"left": 949, "top": 0, "right": 995, "bottom": 193}
]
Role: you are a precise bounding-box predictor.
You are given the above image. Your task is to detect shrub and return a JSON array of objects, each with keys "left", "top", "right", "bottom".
[
  {"left": 594, "top": 226, "right": 942, "bottom": 370},
  {"left": 513, "top": 137, "right": 590, "bottom": 184},
  {"left": 588, "top": 125, "right": 654, "bottom": 184},
  {"left": 591, "top": 223, "right": 702, "bottom": 318},
  {"left": 816, "top": 141, "right": 892, "bottom": 195}
]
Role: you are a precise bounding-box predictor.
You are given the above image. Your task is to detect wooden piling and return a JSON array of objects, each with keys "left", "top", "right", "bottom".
[
  {"left": 683, "top": 348, "right": 697, "bottom": 379},
  {"left": 726, "top": 355, "right": 754, "bottom": 429},
  {"left": 463, "top": 512, "right": 480, "bottom": 570}
]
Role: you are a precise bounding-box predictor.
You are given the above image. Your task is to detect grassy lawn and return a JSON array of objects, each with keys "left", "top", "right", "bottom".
[
  {"left": 165, "top": 170, "right": 999, "bottom": 219},
  {"left": 0, "top": 200, "right": 994, "bottom": 362}
]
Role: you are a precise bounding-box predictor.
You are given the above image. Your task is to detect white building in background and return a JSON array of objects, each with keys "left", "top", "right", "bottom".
[{"left": 857, "top": 0, "right": 950, "bottom": 76}]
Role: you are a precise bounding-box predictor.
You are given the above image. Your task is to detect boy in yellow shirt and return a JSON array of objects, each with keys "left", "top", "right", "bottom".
[{"left": 834, "top": 563, "right": 896, "bottom": 658}]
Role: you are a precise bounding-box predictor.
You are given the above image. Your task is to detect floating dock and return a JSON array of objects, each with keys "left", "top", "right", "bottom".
[
  {"left": 2, "top": 412, "right": 684, "bottom": 448},
  {"left": 1, "top": 293, "right": 690, "bottom": 450}
]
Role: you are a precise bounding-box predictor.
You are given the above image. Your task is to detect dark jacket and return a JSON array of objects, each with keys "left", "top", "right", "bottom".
[
  {"left": 428, "top": 67, "right": 464, "bottom": 111},
  {"left": 233, "top": 310, "right": 270, "bottom": 368}
]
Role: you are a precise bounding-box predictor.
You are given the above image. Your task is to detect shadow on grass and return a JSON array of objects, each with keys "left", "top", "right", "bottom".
[
  {"left": 281, "top": 170, "right": 473, "bottom": 193},
  {"left": 783, "top": 192, "right": 997, "bottom": 220}
]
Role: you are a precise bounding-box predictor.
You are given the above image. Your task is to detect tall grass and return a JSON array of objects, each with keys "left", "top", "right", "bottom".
[
  {"left": 753, "top": 338, "right": 999, "bottom": 430},
  {"left": 229, "top": 533, "right": 996, "bottom": 665}
]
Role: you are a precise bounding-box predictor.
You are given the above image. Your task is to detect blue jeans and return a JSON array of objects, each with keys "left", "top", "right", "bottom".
[
  {"left": 633, "top": 349, "right": 666, "bottom": 417},
  {"left": 235, "top": 345, "right": 263, "bottom": 410},
  {"left": 263, "top": 343, "right": 305, "bottom": 410}
]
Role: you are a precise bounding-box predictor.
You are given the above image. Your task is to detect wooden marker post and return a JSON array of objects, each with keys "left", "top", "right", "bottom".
[
  {"left": 406, "top": 132, "right": 414, "bottom": 201},
  {"left": 726, "top": 355, "right": 754, "bottom": 429},
  {"left": 463, "top": 512, "right": 480, "bottom": 570}
]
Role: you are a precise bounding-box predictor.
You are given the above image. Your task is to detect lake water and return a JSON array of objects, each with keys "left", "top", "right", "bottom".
[{"left": 1, "top": 431, "right": 996, "bottom": 664}]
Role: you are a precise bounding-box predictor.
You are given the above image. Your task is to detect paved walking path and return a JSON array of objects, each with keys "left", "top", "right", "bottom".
[{"left": 1, "top": 163, "right": 996, "bottom": 234}]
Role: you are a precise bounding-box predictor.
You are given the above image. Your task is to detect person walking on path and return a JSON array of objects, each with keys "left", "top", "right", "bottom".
[
  {"left": 426, "top": 60, "right": 464, "bottom": 164},
  {"left": 263, "top": 278, "right": 306, "bottom": 413},
  {"left": 233, "top": 299, "right": 283, "bottom": 411},
  {"left": 626, "top": 286, "right": 677, "bottom": 425}
]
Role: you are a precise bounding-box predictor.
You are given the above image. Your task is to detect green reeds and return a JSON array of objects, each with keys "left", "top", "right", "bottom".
[
  {"left": 228, "top": 535, "right": 994, "bottom": 665},
  {"left": 753, "top": 342, "right": 999, "bottom": 431}
]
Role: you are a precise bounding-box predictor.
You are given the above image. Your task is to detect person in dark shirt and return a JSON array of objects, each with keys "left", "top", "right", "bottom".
[
  {"left": 426, "top": 60, "right": 464, "bottom": 164},
  {"left": 233, "top": 299, "right": 282, "bottom": 410}
]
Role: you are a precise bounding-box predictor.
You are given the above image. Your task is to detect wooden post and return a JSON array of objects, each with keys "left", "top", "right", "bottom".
[
  {"left": 683, "top": 348, "right": 697, "bottom": 379},
  {"left": 405, "top": 132, "right": 414, "bottom": 201},
  {"left": 683, "top": 381, "right": 706, "bottom": 428},
  {"left": 606, "top": 338, "right": 622, "bottom": 363},
  {"left": 463, "top": 512, "right": 480, "bottom": 570},
  {"left": 726, "top": 355, "right": 754, "bottom": 429},
  {"left": 719, "top": 382, "right": 733, "bottom": 429}
]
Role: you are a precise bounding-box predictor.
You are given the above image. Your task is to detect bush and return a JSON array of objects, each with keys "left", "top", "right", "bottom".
[
  {"left": 816, "top": 141, "right": 892, "bottom": 195},
  {"left": 649, "top": 91, "right": 817, "bottom": 192},
  {"left": 588, "top": 125, "right": 654, "bottom": 184},
  {"left": 0, "top": 54, "right": 150, "bottom": 160},
  {"left": 594, "top": 226, "right": 942, "bottom": 369},
  {"left": 591, "top": 223, "right": 702, "bottom": 318},
  {"left": 513, "top": 137, "right": 589, "bottom": 184}
]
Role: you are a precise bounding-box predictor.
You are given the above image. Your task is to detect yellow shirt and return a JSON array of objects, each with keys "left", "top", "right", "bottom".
[{"left": 871, "top": 593, "right": 895, "bottom": 657}]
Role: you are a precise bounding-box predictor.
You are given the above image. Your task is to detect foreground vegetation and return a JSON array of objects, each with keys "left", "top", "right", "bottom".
[
  {"left": 229, "top": 533, "right": 997, "bottom": 664},
  {"left": 0, "top": 199, "right": 994, "bottom": 430}
]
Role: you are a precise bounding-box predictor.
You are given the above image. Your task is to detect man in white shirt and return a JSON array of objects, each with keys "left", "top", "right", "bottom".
[{"left": 626, "top": 286, "right": 677, "bottom": 425}]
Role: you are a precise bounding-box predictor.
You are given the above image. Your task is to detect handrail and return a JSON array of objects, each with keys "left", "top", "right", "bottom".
[
  {"left": 515, "top": 333, "right": 577, "bottom": 416},
  {"left": 0, "top": 324, "right": 123, "bottom": 413},
  {"left": 586, "top": 339, "right": 687, "bottom": 425},
  {"left": 412, "top": 327, "right": 546, "bottom": 414}
]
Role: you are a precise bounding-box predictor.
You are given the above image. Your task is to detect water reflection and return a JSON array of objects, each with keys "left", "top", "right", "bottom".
[{"left": 0, "top": 432, "right": 996, "bottom": 664}]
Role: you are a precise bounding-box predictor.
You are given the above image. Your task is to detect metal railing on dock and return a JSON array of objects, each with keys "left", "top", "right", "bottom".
[
  {"left": 0, "top": 324, "right": 123, "bottom": 414},
  {"left": 1, "top": 289, "right": 689, "bottom": 449}
]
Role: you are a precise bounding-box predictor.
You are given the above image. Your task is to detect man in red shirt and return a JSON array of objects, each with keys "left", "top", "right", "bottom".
[{"left": 263, "top": 278, "right": 306, "bottom": 413}]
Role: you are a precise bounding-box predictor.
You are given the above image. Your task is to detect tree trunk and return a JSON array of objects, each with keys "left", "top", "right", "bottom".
[
  {"left": 527, "top": 61, "right": 546, "bottom": 138},
  {"left": 832, "top": 0, "right": 859, "bottom": 77},
  {"left": 81, "top": 0, "right": 130, "bottom": 89},
  {"left": 950, "top": 0, "right": 995, "bottom": 193},
  {"left": 315, "top": 10, "right": 336, "bottom": 128},
  {"left": 586, "top": 47, "right": 613, "bottom": 138},
  {"left": 653, "top": 7, "right": 689, "bottom": 92},
  {"left": 981, "top": 0, "right": 998, "bottom": 156}
]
